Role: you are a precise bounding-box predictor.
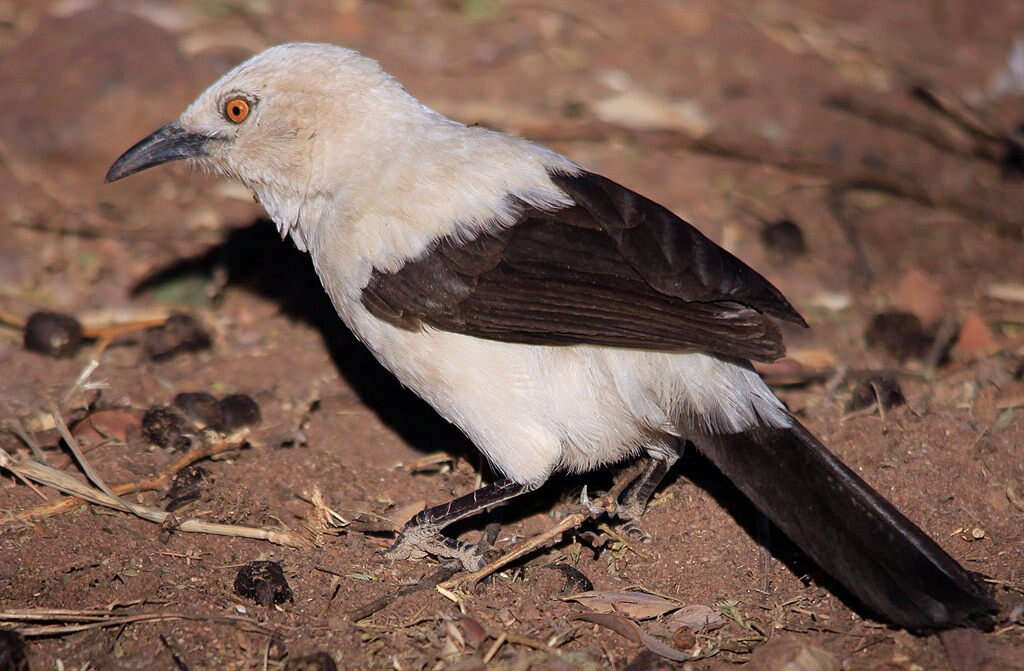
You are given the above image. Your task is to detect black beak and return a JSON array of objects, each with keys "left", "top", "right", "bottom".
[{"left": 105, "top": 123, "right": 211, "bottom": 183}]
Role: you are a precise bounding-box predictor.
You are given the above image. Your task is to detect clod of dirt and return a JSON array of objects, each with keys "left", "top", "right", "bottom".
[
  {"left": 284, "top": 652, "right": 337, "bottom": 671},
  {"left": 233, "top": 561, "right": 293, "bottom": 607},
  {"left": 143, "top": 313, "right": 211, "bottom": 361},
  {"left": 218, "top": 394, "right": 262, "bottom": 432},
  {"left": 864, "top": 311, "right": 933, "bottom": 361},
  {"left": 761, "top": 218, "right": 806, "bottom": 256},
  {"left": 23, "top": 311, "right": 83, "bottom": 358},
  {"left": 173, "top": 392, "right": 224, "bottom": 429},
  {"left": 845, "top": 376, "right": 905, "bottom": 412},
  {"left": 141, "top": 406, "right": 192, "bottom": 452},
  {"left": 165, "top": 465, "right": 208, "bottom": 512},
  {"left": 0, "top": 628, "right": 29, "bottom": 671}
]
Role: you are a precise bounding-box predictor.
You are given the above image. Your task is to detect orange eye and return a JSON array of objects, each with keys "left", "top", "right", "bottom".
[{"left": 224, "top": 98, "right": 250, "bottom": 124}]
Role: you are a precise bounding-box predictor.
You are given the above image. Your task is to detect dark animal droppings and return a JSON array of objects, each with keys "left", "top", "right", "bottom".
[
  {"left": 0, "top": 629, "right": 29, "bottom": 671},
  {"left": 165, "top": 465, "right": 208, "bottom": 512},
  {"left": 845, "top": 375, "right": 906, "bottom": 412},
  {"left": 24, "top": 311, "right": 83, "bottom": 358},
  {"left": 864, "top": 311, "right": 934, "bottom": 361},
  {"left": 144, "top": 312, "right": 211, "bottom": 361},
  {"left": 234, "top": 561, "right": 292, "bottom": 607},
  {"left": 218, "top": 394, "right": 262, "bottom": 432},
  {"left": 141, "top": 406, "right": 192, "bottom": 451},
  {"left": 173, "top": 392, "right": 224, "bottom": 428},
  {"left": 761, "top": 218, "right": 807, "bottom": 256},
  {"left": 548, "top": 562, "right": 594, "bottom": 594}
]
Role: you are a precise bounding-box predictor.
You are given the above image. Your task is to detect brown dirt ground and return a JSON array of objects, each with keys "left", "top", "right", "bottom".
[{"left": 1, "top": 1, "right": 1023, "bottom": 669}]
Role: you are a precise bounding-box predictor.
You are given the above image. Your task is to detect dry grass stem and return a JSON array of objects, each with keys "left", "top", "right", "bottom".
[
  {"left": 0, "top": 445, "right": 310, "bottom": 548},
  {"left": 0, "top": 607, "right": 273, "bottom": 637}
]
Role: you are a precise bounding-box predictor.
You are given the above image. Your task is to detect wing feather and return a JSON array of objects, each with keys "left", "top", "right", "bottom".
[{"left": 361, "top": 170, "right": 805, "bottom": 362}]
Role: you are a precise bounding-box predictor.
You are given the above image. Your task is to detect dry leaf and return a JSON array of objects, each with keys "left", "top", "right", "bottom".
[
  {"left": 71, "top": 409, "right": 140, "bottom": 446},
  {"left": 562, "top": 590, "right": 681, "bottom": 620},
  {"left": 666, "top": 605, "right": 726, "bottom": 633},
  {"left": 575, "top": 612, "right": 691, "bottom": 662}
]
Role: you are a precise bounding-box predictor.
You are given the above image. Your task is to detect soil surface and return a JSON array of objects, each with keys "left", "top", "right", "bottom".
[{"left": 1, "top": 1, "right": 1023, "bottom": 670}]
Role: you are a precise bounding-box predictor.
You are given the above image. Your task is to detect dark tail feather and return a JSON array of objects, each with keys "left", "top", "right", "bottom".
[{"left": 692, "top": 419, "right": 996, "bottom": 630}]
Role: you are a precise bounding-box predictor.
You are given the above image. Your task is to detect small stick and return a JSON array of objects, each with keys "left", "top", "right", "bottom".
[
  {"left": 8, "top": 434, "right": 248, "bottom": 522},
  {"left": 0, "top": 608, "right": 272, "bottom": 637},
  {"left": 50, "top": 403, "right": 122, "bottom": 503},
  {"left": 438, "top": 511, "right": 588, "bottom": 593},
  {"left": 482, "top": 632, "right": 507, "bottom": 664},
  {"left": 348, "top": 564, "right": 459, "bottom": 622},
  {"left": 0, "top": 447, "right": 309, "bottom": 547}
]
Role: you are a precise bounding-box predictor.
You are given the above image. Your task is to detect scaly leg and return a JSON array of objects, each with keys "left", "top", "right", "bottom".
[
  {"left": 612, "top": 444, "right": 680, "bottom": 540},
  {"left": 617, "top": 450, "right": 678, "bottom": 521},
  {"left": 387, "top": 479, "right": 528, "bottom": 570}
]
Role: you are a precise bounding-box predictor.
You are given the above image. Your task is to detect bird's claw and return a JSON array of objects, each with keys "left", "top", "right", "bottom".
[
  {"left": 579, "top": 485, "right": 608, "bottom": 518},
  {"left": 386, "top": 523, "right": 486, "bottom": 571},
  {"left": 578, "top": 486, "right": 652, "bottom": 541}
]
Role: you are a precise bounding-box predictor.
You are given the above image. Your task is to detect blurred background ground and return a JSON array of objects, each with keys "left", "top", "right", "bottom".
[{"left": 0, "top": 1, "right": 1023, "bottom": 669}]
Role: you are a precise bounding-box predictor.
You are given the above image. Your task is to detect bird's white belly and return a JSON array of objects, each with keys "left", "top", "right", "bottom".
[{"left": 324, "top": 287, "right": 788, "bottom": 485}]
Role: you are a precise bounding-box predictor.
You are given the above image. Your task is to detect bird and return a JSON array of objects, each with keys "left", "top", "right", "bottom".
[{"left": 106, "top": 42, "right": 996, "bottom": 631}]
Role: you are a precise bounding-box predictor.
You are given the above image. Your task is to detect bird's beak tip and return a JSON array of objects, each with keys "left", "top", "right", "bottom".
[{"left": 105, "top": 122, "right": 209, "bottom": 184}]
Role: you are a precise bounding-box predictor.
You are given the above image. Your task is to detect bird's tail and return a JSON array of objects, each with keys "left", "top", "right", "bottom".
[{"left": 691, "top": 418, "right": 996, "bottom": 630}]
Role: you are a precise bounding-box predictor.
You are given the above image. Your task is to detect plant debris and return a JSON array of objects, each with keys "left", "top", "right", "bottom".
[
  {"left": 233, "top": 561, "right": 293, "bottom": 607},
  {"left": 562, "top": 590, "right": 682, "bottom": 620},
  {"left": 143, "top": 312, "right": 211, "bottom": 361},
  {"left": 141, "top": 406, "right": 193, "bottom": 452},
  {"left": 23, "top": 311, "right": 83, "bottom": 358}
]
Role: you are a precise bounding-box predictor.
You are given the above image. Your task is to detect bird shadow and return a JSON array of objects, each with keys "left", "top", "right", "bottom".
[
  {"left": 134, "top": 218, "right": 869, "bottom": 619},
  {"left": 133, "top": 218, "right": 472, "bottom": 458}
]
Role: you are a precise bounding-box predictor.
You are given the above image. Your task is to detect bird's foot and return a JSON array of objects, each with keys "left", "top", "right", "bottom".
[
  {"left": 578, "top": 486, "right": 651, "bottom": 542},
  {"left": 386, "top": 522, "right": 486, "bottom": 571}
]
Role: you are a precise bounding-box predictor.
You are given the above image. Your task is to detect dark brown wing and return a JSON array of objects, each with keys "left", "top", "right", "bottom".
[{"left": 361, "top": 170, "right": 806, "bottom": 362}]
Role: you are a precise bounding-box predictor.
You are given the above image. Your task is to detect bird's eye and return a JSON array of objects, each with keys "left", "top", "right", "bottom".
[{"left": 224, "top": 98, "right": 251, "bottom": 124}]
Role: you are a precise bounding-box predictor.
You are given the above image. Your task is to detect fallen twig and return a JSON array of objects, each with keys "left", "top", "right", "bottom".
[
  {"left": 0, "top": 445, "right": 310, "bottom": 547},
  {"left": 0, "top": 607, "right": 273, "bottom": 637},
  {"left": 349, "top": 564, "right": 459, "bottom": 622},
  {"left": 6, "top": 432, "right": 249, "bottom": 523}
]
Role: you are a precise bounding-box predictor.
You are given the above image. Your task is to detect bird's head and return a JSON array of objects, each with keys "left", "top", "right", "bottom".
[{"left": 106, "top": 42, "right": 401, "bottom": 199}]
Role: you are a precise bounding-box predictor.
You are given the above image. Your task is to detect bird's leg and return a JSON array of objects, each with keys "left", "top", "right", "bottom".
[
  {"left": 617, "top": 451, "right": 678, "bottom": 520},
  {"left": 387, "top": 479, "right": 528, "bottom": 571},
  {"left": 610, "top": 446, "right": 679, "bottom": 541}
]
